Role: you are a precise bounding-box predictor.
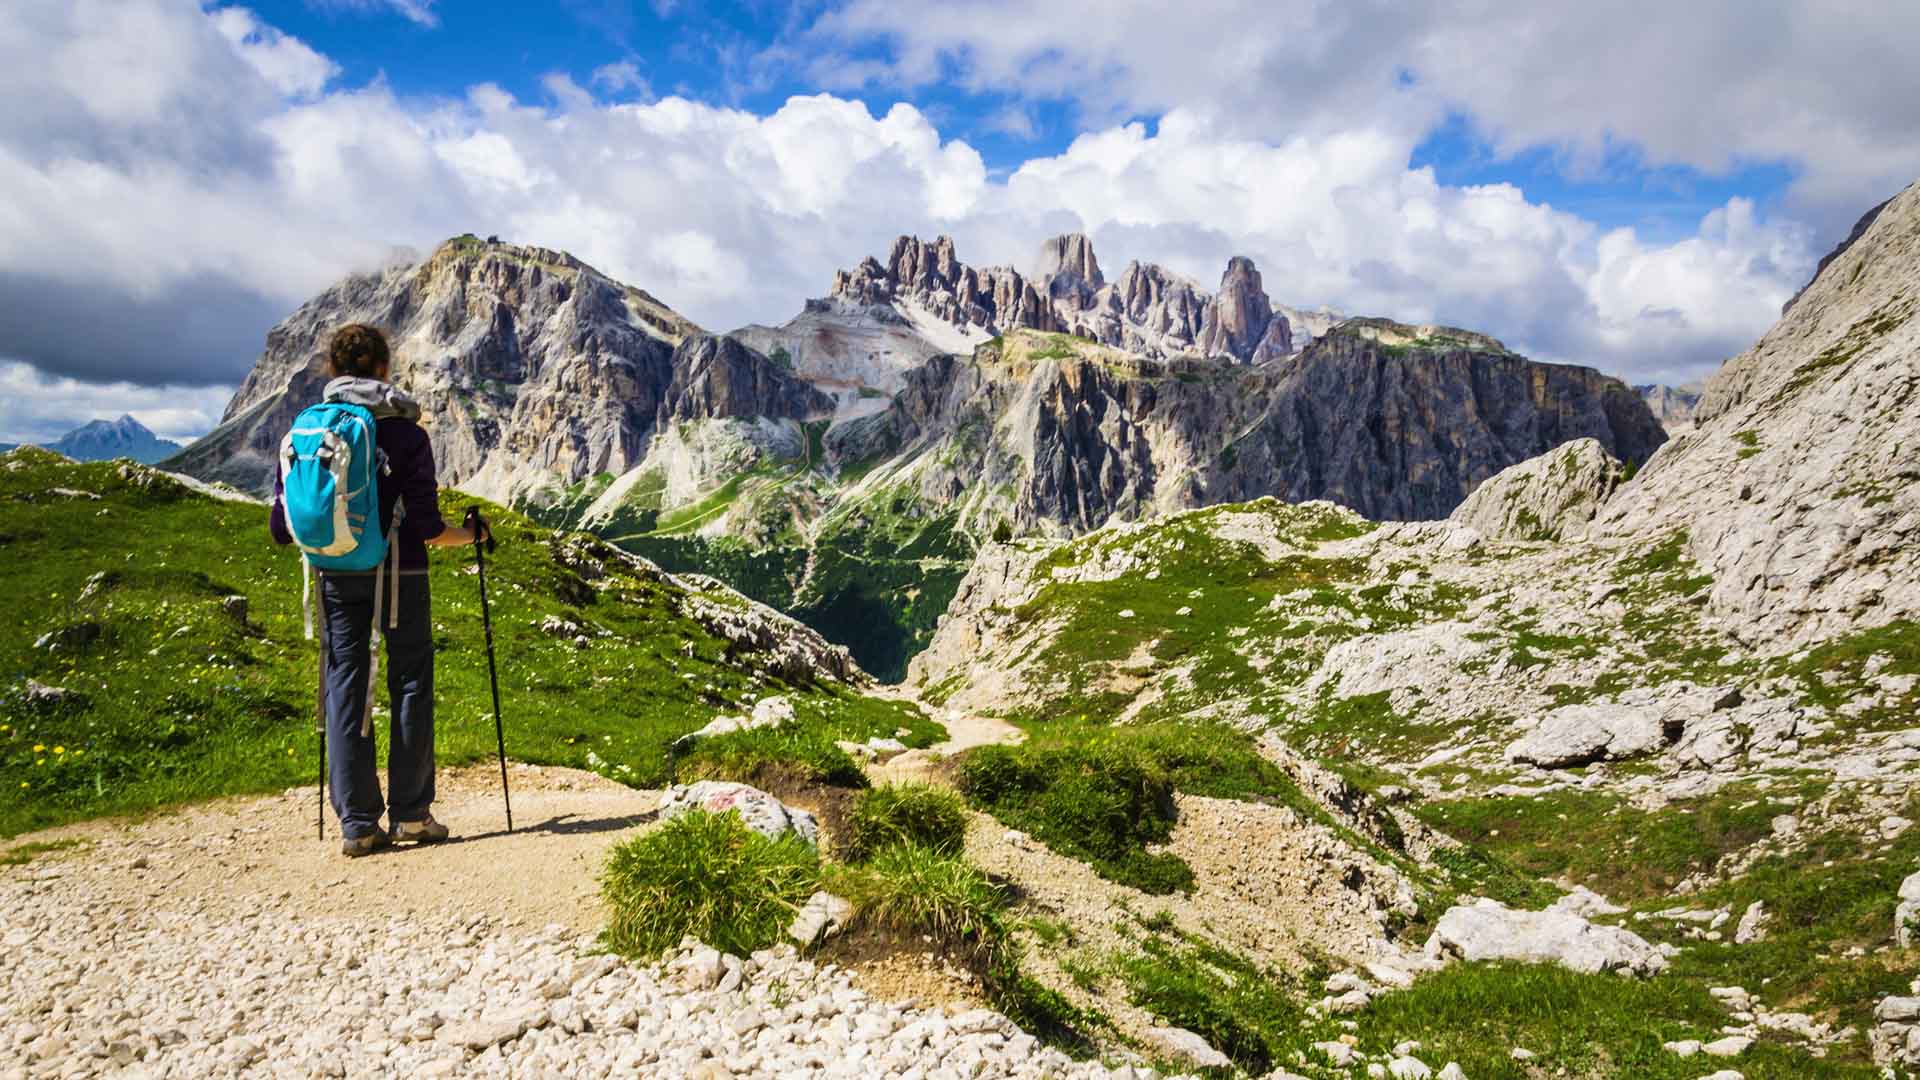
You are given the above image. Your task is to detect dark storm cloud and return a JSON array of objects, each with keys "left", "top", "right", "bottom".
[{"left": 0, "top": 270, "right": 282, "bottom": 387}]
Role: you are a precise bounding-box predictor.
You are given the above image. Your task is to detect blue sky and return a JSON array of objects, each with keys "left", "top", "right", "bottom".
[{"left": 3, "top": 0, "right": 1918, "bottom": 443}]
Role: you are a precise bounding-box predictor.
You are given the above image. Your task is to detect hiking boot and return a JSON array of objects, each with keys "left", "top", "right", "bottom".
[
  {"left": 390, "top": 816, "right": 449, "bottom": 844},
  {"left": 341, "top": 831, "right": 389, "bottom": 858}
]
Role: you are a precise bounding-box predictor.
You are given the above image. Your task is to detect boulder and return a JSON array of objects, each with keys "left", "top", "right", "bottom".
[
  {"left": 1897, "top": 871, "right": 1920, "bottom": 948},
  {"left": 1734, "top": 901, "right": 1770, "bottom": 945},
  {"left": 670, "top": 695, "right": 797, "bottom": 752},
  {"left": 1141, "top": 1026, "right": 1230, "bottom": 1071},
  {"left": 657, "top": 782, "right": 820, "bottom": 844},
  {"left": 1426, "top": 898, "right": 1668, "bottom": 977},
  {"left": 1506, "top": 702, "right": 1672, "bottom": 768},
  {"left": 786, "top": 891, "right": 852, "bottom": 947}
]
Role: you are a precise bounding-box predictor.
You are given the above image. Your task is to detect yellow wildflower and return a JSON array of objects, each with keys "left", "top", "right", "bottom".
[
  {"left": 52, "top": 746, "right": 64, "bottom": 755},
  {"left": 32, "top": 744, "right": 44, "bottom": 753}
]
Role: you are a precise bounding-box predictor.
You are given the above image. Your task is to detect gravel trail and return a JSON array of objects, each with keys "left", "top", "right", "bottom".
[{"left": 0, "top": 767, "right": 1162, "bottom": 1078}]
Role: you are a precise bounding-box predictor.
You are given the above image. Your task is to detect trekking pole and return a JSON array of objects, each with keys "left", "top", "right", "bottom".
[
  {"left": 466, "top": 506, "right": 513, "bottom": 832},
  {"left": 314, "top": 564, "right": 327, "bottom": 841}
]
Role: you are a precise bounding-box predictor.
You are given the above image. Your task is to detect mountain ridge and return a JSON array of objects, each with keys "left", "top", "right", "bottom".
[{"left": 171, "top": 229, "right": 1667, "bottom": 677}]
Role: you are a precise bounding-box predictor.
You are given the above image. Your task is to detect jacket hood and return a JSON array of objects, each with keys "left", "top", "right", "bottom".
[{"left": 323, "top": 377, "right": 422, "bottom": 421}]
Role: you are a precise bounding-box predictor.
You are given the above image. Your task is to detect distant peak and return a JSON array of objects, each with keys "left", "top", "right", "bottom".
[{"left": 1036, "top": 233, "right": 1102, "bottom": 288}]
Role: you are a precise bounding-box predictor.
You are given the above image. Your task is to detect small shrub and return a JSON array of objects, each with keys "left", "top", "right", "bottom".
[
  {"left": 959, "top": 740, "right": 1195, "bottom": 894},
  {"left": 830, "top": 844, "right": 1006, "bottom": 958},
  {"left": 843, "top": 783, "right": 969, "bottom": 863},
  {"left": 601, "top": 809, "right": 820, "bottom": 958},
  {"left": 990, "top": 519, "right": 1014, "bottom": 544}
]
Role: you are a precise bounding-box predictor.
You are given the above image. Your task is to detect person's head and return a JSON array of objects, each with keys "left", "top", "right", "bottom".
[{"left": 326, "top": 323, "right": 391, "bottom": 381}]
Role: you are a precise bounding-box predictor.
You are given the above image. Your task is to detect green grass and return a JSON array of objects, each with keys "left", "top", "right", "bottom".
[
  {"left": 1414, "top": 783, "right": 1801, "bottom": 903},
  {"left": 1778, "top": 619, "right": 1920, "bottom": 737},
  {"left": 959, "top": 734, "right": 1192, "bottom": 894},
  {"left": 601, "top": 808, "right": 821, "bottom": 958},
  {"left": 996, "top": 500, "right": 1403, "bottom": 726},
  {"left": 827, "top": 843, "right": 1007, "bottom": 960},
  {"left": 1351, "top": 962, "right": 1882, "bottom": 1079},
  {"left": 841, "top": 782, "right": 969, "bottom": 863},
  {"left": 1109, "top": 933, "right": 1314, "bottom": 1075},
  {"left": 0, "top": 448, "right": 914, "bottom": 837},
  {"left": 0, "top": 837, "right": 84, "bottom": 866}
]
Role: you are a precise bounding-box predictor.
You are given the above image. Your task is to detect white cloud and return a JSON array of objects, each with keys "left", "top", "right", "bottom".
[
  {"left": 0, "top": 361, "right": 232, "bottom": 444},
  {"left": 811, "top": 0, "right": 1920, "bottom": 234},
  {"left": 209, "top": 6, "right": 339, "bottom": 98},
  {"left": 591, "top": 60, "right": 650, "bottom": 98},
  {"left": 0, "top": 0, "right": 1829, "bottom": 429},
  {"left": 310, "top": 0, "right": 438, "bottom": 29}
]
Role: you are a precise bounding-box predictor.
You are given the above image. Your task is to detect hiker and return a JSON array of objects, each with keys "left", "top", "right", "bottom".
[{"left": 268, "top": 324, "right": 488, "bottom": 856}]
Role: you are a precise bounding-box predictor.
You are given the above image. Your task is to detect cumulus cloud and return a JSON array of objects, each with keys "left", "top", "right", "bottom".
[
  {"left": 209, "top": 6, "right": 339, "bottom": 98},
  {"left": 0, "top": 0, "right": 1836, "bottom": 445},
  {"left": 811, "top": 0, "right": 1920, "bottom": 234}
]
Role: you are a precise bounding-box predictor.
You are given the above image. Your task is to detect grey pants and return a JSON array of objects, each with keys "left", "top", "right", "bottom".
[{"left": 321, "top": 572, "right": 434, "bottom": 839}]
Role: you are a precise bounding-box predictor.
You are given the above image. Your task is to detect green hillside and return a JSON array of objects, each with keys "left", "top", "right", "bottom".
[{"left": 0, "top": 448, "right": 924, "bottom": 838}]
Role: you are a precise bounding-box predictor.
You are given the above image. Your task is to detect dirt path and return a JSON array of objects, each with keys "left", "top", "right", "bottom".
[
  {"left": 867, "top": 707, "right": 1024, "bottom": 786},
  {"left": 8, "top": 763, "right": 663, "bottom": 933}
]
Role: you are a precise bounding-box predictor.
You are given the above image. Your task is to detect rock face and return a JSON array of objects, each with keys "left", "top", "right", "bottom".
[
  {"left": 1426, "top": 898, "right": 1668, "bottom": 977},
  {"left": 657, "top": 336, "right": 834, "bottom": 426},
  {"left": 796, "top": 233, "right": 1296, "bottom": 370},
  {"left": 1593, "top": 179, "right": 1920, "bottom": 645},
  {"left": 169, "top": 236, "right": 717, "bottom": 498},
  {"left": 833, "top": 326, "right": 1664, "bottom": 534},
  {"left": 1447, "top": 438, "right": 1627, "bottom": 542},
  {"left": 1635, "top": 382, "right": 1703, "bottom": 432}
]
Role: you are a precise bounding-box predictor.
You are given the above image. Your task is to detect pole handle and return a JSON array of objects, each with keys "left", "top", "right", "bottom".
[{"left": 464, "top": 505, "right": 496, "bottom": 554}]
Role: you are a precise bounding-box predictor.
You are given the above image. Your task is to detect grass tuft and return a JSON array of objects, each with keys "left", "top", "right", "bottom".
[
  {"left": 842, "top": 782, "right": 969, "bottom": 863},
  {"left": 828, "top": 843, "right": 1006, "bottom": 958},
  {"left": 600, "top": 809, "right": 820, "bottom": 959}
]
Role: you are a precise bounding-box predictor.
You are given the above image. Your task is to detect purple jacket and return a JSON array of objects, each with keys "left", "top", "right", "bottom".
[{"left": 270, "top": 413, "right": 447, "bottom": 572}]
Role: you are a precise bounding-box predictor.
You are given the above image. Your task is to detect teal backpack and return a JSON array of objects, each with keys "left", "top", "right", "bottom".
[{"left": 280, "top": 401, "right": 388, "bottom": 572}]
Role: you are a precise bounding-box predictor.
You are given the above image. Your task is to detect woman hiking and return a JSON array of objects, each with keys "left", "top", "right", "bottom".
[{"left": 269, "top": 324, "right": 488, "bottom": 857}]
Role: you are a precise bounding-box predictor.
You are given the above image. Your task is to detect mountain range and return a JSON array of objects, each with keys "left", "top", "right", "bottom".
[{"left": 169, "top": 231, "right": 1669, "bottom": 677}]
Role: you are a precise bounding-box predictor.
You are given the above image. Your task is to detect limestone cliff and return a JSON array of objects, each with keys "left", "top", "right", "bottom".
[
  {"left": 828, "top": 325, "right": 1664, "bottom": 534},
  {"left": 1594, "top": 180, "right": 1920, "bottom": 645}
]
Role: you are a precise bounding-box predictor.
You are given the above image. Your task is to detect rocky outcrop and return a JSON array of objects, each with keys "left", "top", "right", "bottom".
[
  {"left": 1635, "top": 382, "right": 1703, "bottom": 431},
  {"left": 835, "top": 326, "right": 1664, "bottom": 533},
  {"left": 658, "top": 335, "right": 834, "bottom": 426},
  {"left": 1594, "top": 180, "right": 1920, "bottom": 646},
  {"left": 1196, "top": 256, "right": 1291, "bottom": 362},
  {"left": 817, "top": 233, "right": 1296, "bottom": 367},
  {"left": 1426, "top": 898, "right": 1669, "bottom": 977},
  {"left": 169, "top": 237, "right": 702, "bottom": 499},
  {"left": 830, "top": 235, "right": 1057, "bottom": 338},
  {"left": 1447, "top": 438, "right": 1626, "bottom": 541},
  {"left": 1035, "top": 233, "right": 1103, "bottom": 300},
  {"left": 1210, "top": 325, "right": 1665, "bottom": 521},
  {"left": 656, "top": 781, "right": 820, "bottom": 844}
]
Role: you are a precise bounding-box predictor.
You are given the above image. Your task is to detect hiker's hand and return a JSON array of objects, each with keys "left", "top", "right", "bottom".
[{"left": 461, "top": 506, "right": 496, "bottom": 552}]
